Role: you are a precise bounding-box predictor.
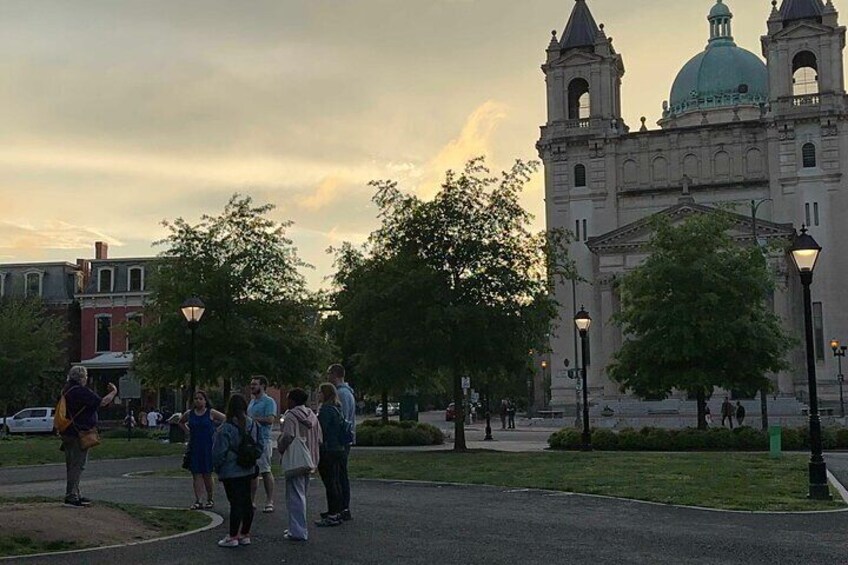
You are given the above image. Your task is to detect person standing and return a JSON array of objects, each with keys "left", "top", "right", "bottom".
[
  {"left": 721, "top": 397, "right": 734, "bottom": 429},
  {"left": 316, "top": 383, "right": 345, "bottom": 527},
  {"left": 179, "top": 391, "right": 225, "bottom": 509},
  {"left": 212, "top": 394, "right": 258, "bottom": 548},
  {"left": 500, "top": 399, "right": 508, "bottom": 430},
  {"left": 507, "top": 399, "right": 516, "bottom": 429},
  {"left": 327, "top": 364, "right": 354, "bottom": 521},
  {"left": 248, "top": 375, "right": 277, "bottom": 513},
  {"left": 705, "top": 405, "right": 713, "bottom": 427},
  {"left": 59, "top": 366, "right": 118, "bottom": 507},
  {"left": 146, "top": 408, "right": 160, "bottom": 430},
  {"left": 278, "top": 388, "right": 322, "bottom": 542},
  {"left": 735, "top": 401, "right": 746, "bottom": 427}
]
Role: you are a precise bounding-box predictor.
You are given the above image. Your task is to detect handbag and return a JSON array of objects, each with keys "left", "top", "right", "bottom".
[
  {"left": 280, "top": 417, "right": 313, "bottom": 478},
  {"left": 78, "top": 427, "right": 101, "bottom": 450}
]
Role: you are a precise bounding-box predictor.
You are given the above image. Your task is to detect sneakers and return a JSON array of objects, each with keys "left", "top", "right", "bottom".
[
  {"left": 315, "top": 515, "right": 342, "bottom": 527},
  {"left": 284, "top": 532, "right": 307, "bottom": 542},
  {"left": 217, "top": 536, "right": 239, "bottom": 548},
  {"left": 238, "top": 536, "right": 251, "bottom": 546},
  {"left": 341, "top": 509, "right": 353, "bottom": 522},
  {"left": 63, "top": 497, "right": 90, "bottom": 508}
]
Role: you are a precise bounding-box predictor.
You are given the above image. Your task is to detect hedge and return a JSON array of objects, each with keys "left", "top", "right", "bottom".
[
  {"left": 356, "top": 419, "right": 444, "bottom": 446},
  {"left": 548, "top": 426, "right": 848, "bottom": 451},
  {"left": 99, "top": 428, "right": 168, "bottom": 440}
]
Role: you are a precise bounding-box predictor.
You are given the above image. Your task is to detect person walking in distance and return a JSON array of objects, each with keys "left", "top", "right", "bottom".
[
  {"left": 179, "top": 391, "right": 226, "bottom": 509},
  {"left": 721, "top": 397, "right": 734, "bottom": 429},
  {"left": 212, "top": 394, "right": 259, "bottom": 548},
  {"left": 507, "top": 399, "right": 516, "bottom": 429},
  {"left": 315, "top": 383, "right": 346, "bottom": 527},
  {"left": 735, "top": 401, "right": 746, "bottom": 427},
  {"left": 278, "top": 388, "right": 322, "bottom": 541},
  {"left": 59, "top": 366, "right": 118, "bottom": 507},
  {"left": 248, "top": 375, "right": 277, "bottom": 513},
  {"left": 327, "top": 364, "right": 355, "bottom": 521},
  {"left": 500, "top": 399, "right": 508, "bottom": 430}
]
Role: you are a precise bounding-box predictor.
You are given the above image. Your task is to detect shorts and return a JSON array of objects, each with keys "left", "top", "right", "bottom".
[{"left": 257, "top": 439, "right": 274, "bottom": 474}]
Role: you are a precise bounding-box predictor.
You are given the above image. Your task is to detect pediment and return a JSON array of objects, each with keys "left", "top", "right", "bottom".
[
  {"left": 587, "top": 202, "right": 795, "bottom": 255},
  {"left": 552, "top": 51, "right": 603, "bottom": 67},
  {"left": 772, "top": 20, "right": 833, "bottom": 40}
]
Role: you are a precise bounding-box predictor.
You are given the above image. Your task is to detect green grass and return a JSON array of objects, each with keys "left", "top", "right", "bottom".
[
  {"left": 347, "top": 450, "right": 846, "bottom": 512},
  {"left": 0, "top": 436, "right": 184, "bottom": 467},
  {"left": 0, "top": 536, "right": 87, "bottom": 557}
]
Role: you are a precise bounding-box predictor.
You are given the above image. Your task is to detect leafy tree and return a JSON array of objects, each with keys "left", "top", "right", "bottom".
[
  {"left": 336, "top": 158, "right": 571, "bottom": 449},
  {"left": 0, "top": 299, "right": 67, "bottom": 424},
  {"left": 132, "top": 195, "right": 328, "bottom": 402},
  {"left": 607, "top": 210, "right": 793, "bottom": 429}
]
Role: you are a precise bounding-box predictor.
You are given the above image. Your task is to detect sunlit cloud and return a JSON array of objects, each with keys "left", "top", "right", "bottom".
[{"left": 0, "top": 220, "right": 122, "bottom": 257}]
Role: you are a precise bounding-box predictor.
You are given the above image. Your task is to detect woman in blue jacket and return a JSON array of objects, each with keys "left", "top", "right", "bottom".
[{"left": 212, "top": 394, "right": 258, "bottom": 548}]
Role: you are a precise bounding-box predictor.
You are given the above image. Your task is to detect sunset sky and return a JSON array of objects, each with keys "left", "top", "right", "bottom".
[{"left": 1, "top": 0, "right": 840, "bottom": 289}]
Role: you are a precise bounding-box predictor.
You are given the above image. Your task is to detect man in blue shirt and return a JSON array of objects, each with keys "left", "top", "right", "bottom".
[
  {"left": 328, "top": 364, "right": 355, "bottom": 521},
  {"left": 248, "top": 375, "right": 278, "bottom": 513}
]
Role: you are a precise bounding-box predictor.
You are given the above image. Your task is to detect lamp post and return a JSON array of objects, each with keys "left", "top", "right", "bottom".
[
  {"left": 180, "top": 297, "right": 206, "bottom": 406},
  {"left": 789, "top": 227, "right": 831, "bottom": 500},
  {"left": 574, "top": 306, "right": 592, "bottom": 451},
  {"left": 484, "top": 383, "right": 493, "bottom": 441},
  {"left": 752, "top": 198, "right": 773, "bottom": 431},
  {"left": 831, "top": 340, "right": 847, "bottom": 419}
]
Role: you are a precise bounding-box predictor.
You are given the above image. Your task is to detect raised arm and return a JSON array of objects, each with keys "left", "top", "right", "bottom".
[
  {"left": 99, "top": 383, "right": 118, "bottom": 408},
  {"left": 210, "top": 409, "right": 226, "bottom": 424}
]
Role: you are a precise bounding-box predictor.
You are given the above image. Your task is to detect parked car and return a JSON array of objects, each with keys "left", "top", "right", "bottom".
[
  {"left": 1, "top": 407, "right": 56, "bottom": 435},
  {"left": 445, "top": 403, "right": 456, "bottom": 421},
  {"left": 375, "top": 403, "right": 399, "bottom": 417}
]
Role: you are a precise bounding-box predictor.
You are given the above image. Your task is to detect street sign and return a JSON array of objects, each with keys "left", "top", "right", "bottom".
[
  {"left": 119, "top": 374, "right": 142, "bottom": 400},
  {"left": 461, "top": 377, "right": 471, "bottom": 390}
]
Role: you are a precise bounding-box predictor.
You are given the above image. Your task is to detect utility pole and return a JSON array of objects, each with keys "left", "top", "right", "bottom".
[{"left": 752, "top": 198, "right": 773, "bottom": 431}]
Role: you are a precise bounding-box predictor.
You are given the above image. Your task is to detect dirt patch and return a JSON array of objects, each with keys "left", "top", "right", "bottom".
[{"left": 0, "top": 502, "right": 159, "bottom": 547}]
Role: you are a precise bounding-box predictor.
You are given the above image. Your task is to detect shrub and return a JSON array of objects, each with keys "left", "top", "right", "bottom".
[
  {"left": 355, "top": 420, "right": 443, "bottom": 446},
  {"left": 733, "top": 426, "right": 766, "bottom": 450},
  {"left": 548, "top": 428, "right": 581, "bottom": 450},
  {"left": 836, "top": 428, "right": 848, "bottom": 449},
  {"left": 591, "top": 428, "right": 618, "bottom": 450},
  {"left": 100, "top": 428, "right": 160, "bottom": 440}
]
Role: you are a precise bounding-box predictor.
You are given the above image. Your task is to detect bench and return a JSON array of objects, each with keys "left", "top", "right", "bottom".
[{"left": 537, "top": 409, "right": 565, "bottom": 419}]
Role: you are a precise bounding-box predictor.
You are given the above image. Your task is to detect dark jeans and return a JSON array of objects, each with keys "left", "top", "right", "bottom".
[
  {"left": 508, "top": 413, "right": 515, "bottom": 429},
  {"left": 340, "top": 445, "right": 351, "bottom": 511},
  {"left": 318, "top": 449, "right": 344, "bottom": 516},
  {"left": 222, "top": 476, "right": 254, "bottom": 537}
]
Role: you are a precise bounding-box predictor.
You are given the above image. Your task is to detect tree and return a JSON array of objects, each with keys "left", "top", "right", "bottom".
[
  {"left": 607, "top": 210, "right": 794, "bottom": 429},
  {"left": 346, "top": 157, "right": 571, "bottom": 449},
  {"left": 132, "top": 195, "right": 328, "bottom": 400},
  {"left": 0, "top": 299, "right": 67, "bottom": 424}
]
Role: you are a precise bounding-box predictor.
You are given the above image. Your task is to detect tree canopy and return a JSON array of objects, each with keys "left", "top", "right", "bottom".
[
  {"left": 607, "top": 210, "right": 793, "bottom": 428},
  {"left": 132, "top": 195, "right": 328, "bottom": 398}
]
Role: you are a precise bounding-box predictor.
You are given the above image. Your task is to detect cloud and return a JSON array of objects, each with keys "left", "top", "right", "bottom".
[
  {"left": 0, "top": 220, "right": 122, "bottom": 257},
  {"left": 297, "top": 176, "right": 343, "bottom": 211},
  {"left": 416, "top": 100, "right": 509, "bottom": 197}
]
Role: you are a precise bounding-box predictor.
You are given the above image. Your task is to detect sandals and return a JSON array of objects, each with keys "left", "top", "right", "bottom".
[
  {"left": 204, "top": 500, "right": 215, "bottom": 509},
  {"left": 190, "top": 501, "right": 204, "bottom": 510},
  {"left": 263, "top": 503, "right": 274, "bottom": 513}
]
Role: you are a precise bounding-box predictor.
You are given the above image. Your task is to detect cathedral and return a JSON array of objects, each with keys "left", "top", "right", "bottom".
[{"left": 539, "top": 0, "right": 848, "bottom": 419}]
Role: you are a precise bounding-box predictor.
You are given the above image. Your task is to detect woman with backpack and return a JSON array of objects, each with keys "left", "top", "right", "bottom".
[
  {"left": 212, "top": 393, "right": 261, "bottom": 548},
  {"left": 315, "top": 383, "right": 346, "bottom": 527}
]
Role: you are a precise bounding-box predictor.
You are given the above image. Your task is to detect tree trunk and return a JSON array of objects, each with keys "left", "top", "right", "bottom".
[
  {"left": 453, "top": 372, "right": 466, "bottom": 451},
  {"left": 381, "top": 390, "right": 389, "bottom": 424},
  {"left": 696, "top": 388, "right": 707, "bottom": 430},
  {"left": 223, "top": 378, "right": 231, "bottom": 403}
]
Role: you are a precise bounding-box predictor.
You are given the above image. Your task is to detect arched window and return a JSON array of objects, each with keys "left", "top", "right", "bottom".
[
  {"left": 574, "top": 164, "right": 587, "bottom": 188},
  {"left": 802, "top": 143, "right": 817, "bottom": 168},
  {"left": 568, "top": 78, "right": 590, "bottom": 120},
  {"left": 623, "top": 159, "right": 638, "bottom": 186},
  {"left": 793, "top": 51, "right": 819, "bottom": 96}
]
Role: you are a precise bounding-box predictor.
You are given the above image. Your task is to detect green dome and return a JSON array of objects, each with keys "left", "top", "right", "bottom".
[{"left": 709, "top": 1, "right": 732, "bottom": 17}]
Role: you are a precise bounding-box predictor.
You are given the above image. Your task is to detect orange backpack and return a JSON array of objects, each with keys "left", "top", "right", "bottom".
[{"left": 53, "top": 387, "right": 82, "bottom": 433}]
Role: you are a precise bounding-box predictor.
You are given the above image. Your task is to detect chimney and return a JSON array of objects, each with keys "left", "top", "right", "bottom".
[{"left": 95, "top": 241, "right": 109, "bottom": 260}]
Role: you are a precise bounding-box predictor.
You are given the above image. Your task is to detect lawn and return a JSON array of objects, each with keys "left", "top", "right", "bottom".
[
  {"left": 0, "top": 436, "right": 184, "bottom": 467},
  {"left": 347, "top": 450, "right": 846, "bottom": 512}
]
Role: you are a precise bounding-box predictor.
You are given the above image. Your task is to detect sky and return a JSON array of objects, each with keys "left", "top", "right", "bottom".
[{"left": 0, "top": 0, "right": 835, "bottom": 289}]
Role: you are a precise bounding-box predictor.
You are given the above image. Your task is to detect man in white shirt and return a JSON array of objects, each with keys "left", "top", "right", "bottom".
[{"left": 146, "top": 409, "right": 160, "bottom": 429}]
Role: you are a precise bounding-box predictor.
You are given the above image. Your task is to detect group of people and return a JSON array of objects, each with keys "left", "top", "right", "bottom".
[
  {"left": 705, "top": 397, "right": 747, "bottom": 428},
  {"left": 56, "top": 363, "right": 358, "bottom": 548},
  {"left": 500, "top": 398, "right": 517, "bottom": 430},
  {"left": 178, "top": 365, "right": 356, "bottom": 547}
]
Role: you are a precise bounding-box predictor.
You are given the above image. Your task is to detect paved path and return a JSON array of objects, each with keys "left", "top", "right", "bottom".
[{"left": 2, "top": 456, "right": 848, "bottom": 564}]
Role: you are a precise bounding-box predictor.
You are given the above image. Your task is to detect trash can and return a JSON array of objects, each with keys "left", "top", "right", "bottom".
[
  {"left": 769, "top": 425, "right": 782, "bottom": 458},
  {"left": 399, "top": 394, "right": 419, "bottom": 422},
  {"left": 169, "top": 423, "right": 186, "bottom": 444}
]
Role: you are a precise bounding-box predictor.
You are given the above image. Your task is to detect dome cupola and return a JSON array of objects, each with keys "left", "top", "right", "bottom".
[{"left": 660, "top": 1, "right": 768, "bottom": 128}]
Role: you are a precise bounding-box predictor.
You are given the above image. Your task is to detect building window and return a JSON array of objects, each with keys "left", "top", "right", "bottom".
[
  {"left": 0, "top": 272, "right": 5, "bottom": 298},
  {"left": 805, "top": 202, "right": 820, "bottom": 227},
  {"left": 814, "top": 202, "right": 820, "bottom": 226},
  {"left": 574, "top": 164, "right": 587, "bottom": 188},
  {"left": 813, "top": 302, "right": 825, "bottom": 362},
  {"left": 98, "top": 268, "right": 114, "bottom": 293},
  {"left": 567, "top": 78, "right": 590, "bottom": 120},
  {"left": 128, "top": 267, "right": 144, "bottom": 292},
  {"left": 582, "top": 219, "right": 588, "bottom": 242},
  {"left": 805, "top": 203, "right": 811, "bottom": 226},
  {"left": 802, "top": 143, "right": 817, "bottom": 168},
  {"left": 25, "top": 272, "right": 43, "bottom": 298},
  {"left": 793, "top": 51, "right": 819, "bottom": 96},
  {"left": 96, "top": 316, "right": 112, "bottom": 353},
  {"left": 575, "top": 220, "right": 580, "bottom": 241},
  {"left": 126, "top": 314, "right": 143, "bottom": 352}
]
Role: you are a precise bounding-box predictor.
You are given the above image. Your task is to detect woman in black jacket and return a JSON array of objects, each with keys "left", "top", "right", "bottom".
[{"left": 316, "top": 383, "right": 346, "bottom": 527}]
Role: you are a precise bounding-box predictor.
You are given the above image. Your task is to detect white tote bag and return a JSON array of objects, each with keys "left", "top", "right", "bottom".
[{"left": 280, "top": 416, "right": 314, "bottom": 478}]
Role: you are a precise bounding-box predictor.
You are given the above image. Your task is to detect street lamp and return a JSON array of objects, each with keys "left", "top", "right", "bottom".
[
  {"left": 574, "top": 306, "right": 592, "bottom": 451},
  {"left": 831, "top": 340, "right": 847, "bottom": 419},
  {"left": 180, "top": 297, "right": 205, "bottom": 406},
  {"left": 789, "top": 227, "right": 831, "bottom": 500}
]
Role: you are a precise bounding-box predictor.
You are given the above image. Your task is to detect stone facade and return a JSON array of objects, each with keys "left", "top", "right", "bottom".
[{"left": 539, "top": 0, "right": 848, "bottom": 416}]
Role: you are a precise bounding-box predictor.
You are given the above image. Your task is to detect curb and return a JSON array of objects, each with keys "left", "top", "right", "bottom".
[
  {"left": 357, "top": 478, "right": 848, "bottom": 515},
  {"left": 0, "top": 508, "right": 223, "bottom": 562},
  {"left": 827, "top": 470, "right": 848, "bottom": 504}
]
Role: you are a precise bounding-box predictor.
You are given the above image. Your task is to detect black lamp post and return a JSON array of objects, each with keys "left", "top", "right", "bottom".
[
  {"left": 789, "top": 227, "right": 831, "bottom": 500},
  {"left": 484, "top": 383, "right": 493, "bottom": 441},
  {"left": 180, "top": 297, "right": 206, "bottom": 406},
  {"left": 831, "top": 340, "right": 847, "bottom": 419},
  {"left": 574, "top": 306, "right": 592, "bottom": 451}
]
